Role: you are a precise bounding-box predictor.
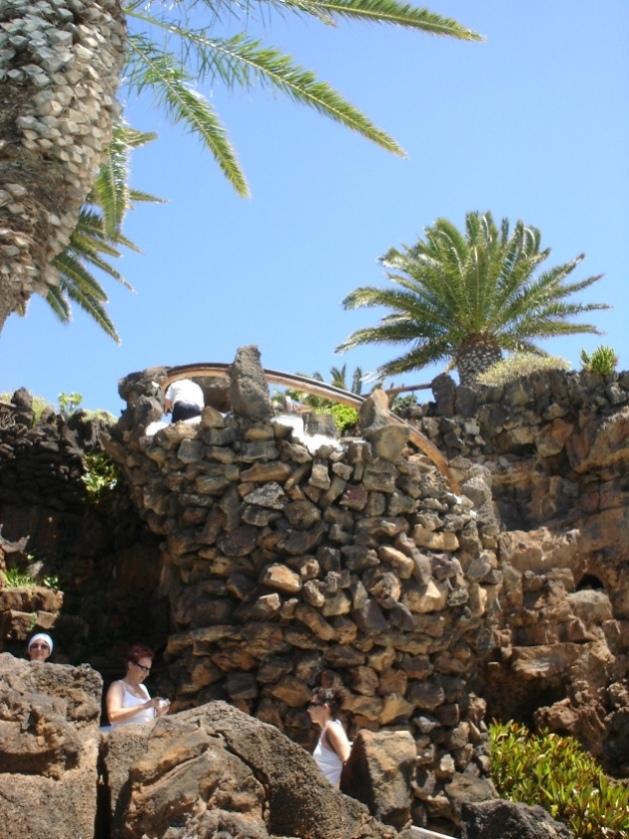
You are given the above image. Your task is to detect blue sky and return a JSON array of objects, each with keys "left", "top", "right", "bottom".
[{"left": 2, "top": 0, "right": 628, "bottom": 413}]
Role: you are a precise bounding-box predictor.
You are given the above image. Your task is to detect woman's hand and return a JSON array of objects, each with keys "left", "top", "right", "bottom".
[{"left": 154, "top": 698, "right": 170, "bottom": 717}]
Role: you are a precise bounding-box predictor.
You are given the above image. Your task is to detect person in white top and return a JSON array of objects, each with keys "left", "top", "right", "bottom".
[
  {"left": 164, "top": 378, "right": 204, "bottom": 423},
  {"left": 308, "top": 687, "right": 352, "bottom": 787},
  {"left": 106, "top": 643, "right": 170, "bottom": 728}
]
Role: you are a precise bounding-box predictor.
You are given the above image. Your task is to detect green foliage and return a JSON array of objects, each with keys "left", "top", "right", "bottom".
[
  {"left": 1, "top": 568, "right": 36, "bottom": 588},
  {"left": 580, "top": 345, "right": 618, "bottom": 377},
  {"left": 338, "top": 211, "right": 608, "bottom": 384},
  {"left": 42, "top": 574, "right": 60, "bottom": 590},
  {"left": 477, "top": 352, "right": 571, "bottom": 386},
  {"left": 48, "top": 124, "right": 162, "bottom": 342},
  {"left": 390, "top": 393, "right": 419, "bottom": 413},
  {"left": 49, "top": 1, "right": 480, "bottom": 341},
  {"left": 58, "top": 392, "right": 83, "bottom": 416},
  {"left": 81, "top": 452, "right": 120, "bottom": 501},
  {"left": 324, "top": 403, "right": 359, "bottom": 434},
  {"left": 490, "top": 721, "right": 629, "bottom": 839},
  {"left": 123, "top": 1, "right": 481, "bottom": 196}
]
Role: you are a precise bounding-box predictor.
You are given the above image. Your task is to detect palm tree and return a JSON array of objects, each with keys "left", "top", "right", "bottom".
[
  {"left": 47, "top": 124, "right": 163, "bottom": 342},
  {"left": 0, "top": 0, "right": 481, "bottom": 334},
  {"left": 337, "top": 211, "right": 609, "bottom": 385}
]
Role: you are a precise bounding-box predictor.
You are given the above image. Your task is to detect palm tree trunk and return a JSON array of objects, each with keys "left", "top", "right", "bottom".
[
  {"left": 0, "top": 0, "right": 126, "bottom": 330},
  {"left": 456, "top": 337, "right": 503, "bottom": 385}
]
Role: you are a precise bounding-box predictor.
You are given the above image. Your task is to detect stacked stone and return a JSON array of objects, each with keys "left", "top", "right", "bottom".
[
  {"left": 0, "top": 389, "right": 107, "bottom": 509},
  {"left": 108, "top": 355, "right": 499, "bottom": 829},
  {"left": 409, "top": 368, "right": 629, "bottom": 776},
  {"left": 0, "top": 0, "right": 125, "bottom": 307},
  {"left": 417, "top": 369, "right": 629, "bottom": 464}
]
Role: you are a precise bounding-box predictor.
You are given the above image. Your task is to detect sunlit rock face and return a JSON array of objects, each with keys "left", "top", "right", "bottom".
[
  {"left": 107, "top": 348, "right": 499, "bottom": 830},
  {"left": 411, "top": 369, "right": 629, "bottom": 775},
  {"left": 0, "top": 653, "right": 102, "bottom": 839}
]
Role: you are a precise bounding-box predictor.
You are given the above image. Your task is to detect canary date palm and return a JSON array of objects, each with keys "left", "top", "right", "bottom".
[
  {"left": 0, "top": 0, "right": 480, "bottom": 334},
  {"left": 337, "top": 211, "right": 608, "bottom": 385}
]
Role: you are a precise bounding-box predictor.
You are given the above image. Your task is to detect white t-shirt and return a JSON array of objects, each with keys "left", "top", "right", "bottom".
[
  {"left": 165, "top": 379, "right": 204, "bottom": 410},
  {"left": 110, "top": 681, "right": 156, "bottom": 728},
  {"left": 313, "top": 719, "right": 347, "bottom": 787}
]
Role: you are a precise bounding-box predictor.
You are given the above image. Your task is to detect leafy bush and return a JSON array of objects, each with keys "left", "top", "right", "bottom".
[
  {"left": 391, "top": 393, "right": 419, "bottom": 414},
  {"left": 580, "top": 346, "right": 618, "bottom": 377},
  {"left": 490, "top": 721, "right": 629, "bottom": 838},
  {"left": 82, "top": 452, "right": 120, "bottom": 501},
  {"left": 477, "top": 353, "right": 571, "bottom": 386},
  {"left": 58, "top": 391, "right": 83, "bottom": 416},
  {"left": 1, "top": 568, "right": 36, "bottom": 588},
  {"left": 325, "top": 403, "right": 359, "bottom": 434}
]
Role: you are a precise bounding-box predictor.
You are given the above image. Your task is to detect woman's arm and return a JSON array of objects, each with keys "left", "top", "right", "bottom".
[
  {"left": 325, "top": 721, "right": 352, "bottom": 763},
  {"left": 106, "top": 681, "right": 158, "bottom": 725}
]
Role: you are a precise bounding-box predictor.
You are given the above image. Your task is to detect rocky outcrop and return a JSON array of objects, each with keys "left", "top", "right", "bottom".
[
  {"left": 341, "top": 729, "right": 416, "bottom": 829},
  {"left": 106, "top": 350, "right": 499, "bottom": 829},
  {"left": 0, "top": 653, "right": 102, "bottom": 839},
  {"left": 460, "top": 799, "right": 575, "bottom": 839},
  {"left": 103, "top": 700, "right": 397, "bottom": 839},
  {"left": 401, "top": 370, "right": 629, "bottom": 774}
]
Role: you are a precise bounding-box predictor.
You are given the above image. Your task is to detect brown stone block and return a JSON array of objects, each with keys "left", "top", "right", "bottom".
[
  {"left": 267, "top": 675, "right": 311, "bottom": 707},
  {"left": 341, "top": 728, "right": 415, "bottom": 829},
  {"left": 0, "top": 654, "right": 101, "bottom": 839},
  {"left": 261, "top": 563, "right": 302, "bottom": 594}
]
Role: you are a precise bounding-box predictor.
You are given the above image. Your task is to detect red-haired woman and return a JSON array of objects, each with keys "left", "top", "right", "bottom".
[{"left": 106, "top": 643, "right": 169, "bottom": 728}]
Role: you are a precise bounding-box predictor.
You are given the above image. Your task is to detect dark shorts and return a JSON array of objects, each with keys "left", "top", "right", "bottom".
[{"left": 172, "top": 402, "right": 202, "bottom": 422}]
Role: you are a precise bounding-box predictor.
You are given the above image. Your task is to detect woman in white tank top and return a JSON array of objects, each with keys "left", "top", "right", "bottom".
[
  {"left": 106, "top": 643, "right": 170, "bottom": 728},
  {"left": 308, "top": 687, "right": 352, "bottom": 787}
]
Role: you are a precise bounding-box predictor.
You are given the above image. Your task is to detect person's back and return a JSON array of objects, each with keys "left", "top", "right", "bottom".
[{"left": 164, "top": 379, "right": 204, "bottom": 422}]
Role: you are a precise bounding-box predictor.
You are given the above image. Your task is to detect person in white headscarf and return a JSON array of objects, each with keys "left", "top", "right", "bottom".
[{"left": 27, "top": 632, "right": 53, "bottom": 662}]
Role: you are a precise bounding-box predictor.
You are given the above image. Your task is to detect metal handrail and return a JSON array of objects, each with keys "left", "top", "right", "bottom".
[{"left": 163, "top": 364, "right": 459, "bottom": 492}]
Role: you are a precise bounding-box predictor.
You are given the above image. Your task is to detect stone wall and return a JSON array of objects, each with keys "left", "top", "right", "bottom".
[
  {"left": 106, "top": 350, "right": 498, "bottom": 830},
  {"left": 404, "top": 369, "right": 629, "bottom": 774},
  {"left": 0, "top": 389, "right": 164, "bottom": 668}
]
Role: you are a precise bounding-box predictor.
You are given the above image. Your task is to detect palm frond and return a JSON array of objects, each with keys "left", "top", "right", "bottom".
[
  {"left": 128, "top": 188, "right": 166, "bottom": 205},
  {"left": 126, "top": 34, "right": 249, "bottom": 196},
  {"left": 287, "top": 0, "right": 483, "bottom": 38},
  {"left": 45, "top": 285, "right": 71, "bottom": 323},
  {"left": 127, "top": 18, "right": 406, "bottom": 156},
  {"left": 62, "top": 279, "right": 121, "bottom": 343}
]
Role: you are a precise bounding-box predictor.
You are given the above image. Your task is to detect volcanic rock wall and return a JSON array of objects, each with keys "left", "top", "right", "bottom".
[
  {"left": 406, "top": 369, "right": 629, "bottom": 773},
  {"left": 106, "top": 351, "right": 498, "bottom": 828},
  {"left": 0, "top": 390, "right": 164, "bottom": 664}
]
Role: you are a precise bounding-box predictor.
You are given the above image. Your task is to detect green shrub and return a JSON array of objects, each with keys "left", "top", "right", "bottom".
[
  {"left": 325, "top": 403, "right": 359, "bottom": 434},
  {"left": 490, "top": 721, "right": 629, "bottom": 838},
  {"left": 477, "top": 353, "right": 571, "bottom": 386},
  {"left": 580, "top": 345, "right": 618, "bottom": 377},
  {"left": 82, "top": 452, "right": 120, "bottom": 501},
  {"left": 58, "top": 391, "right": 83, "bottom": 416},
  {"left": 1, "top": 568, "right": 36, "bottom": 588},
  {"left": 391, "top": 393, "right": 419, "bottom": 414}
]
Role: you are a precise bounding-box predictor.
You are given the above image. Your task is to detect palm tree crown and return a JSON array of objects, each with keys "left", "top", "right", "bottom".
[{"left": 337, "top": 211, "right": 609, "bottom": 385}]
